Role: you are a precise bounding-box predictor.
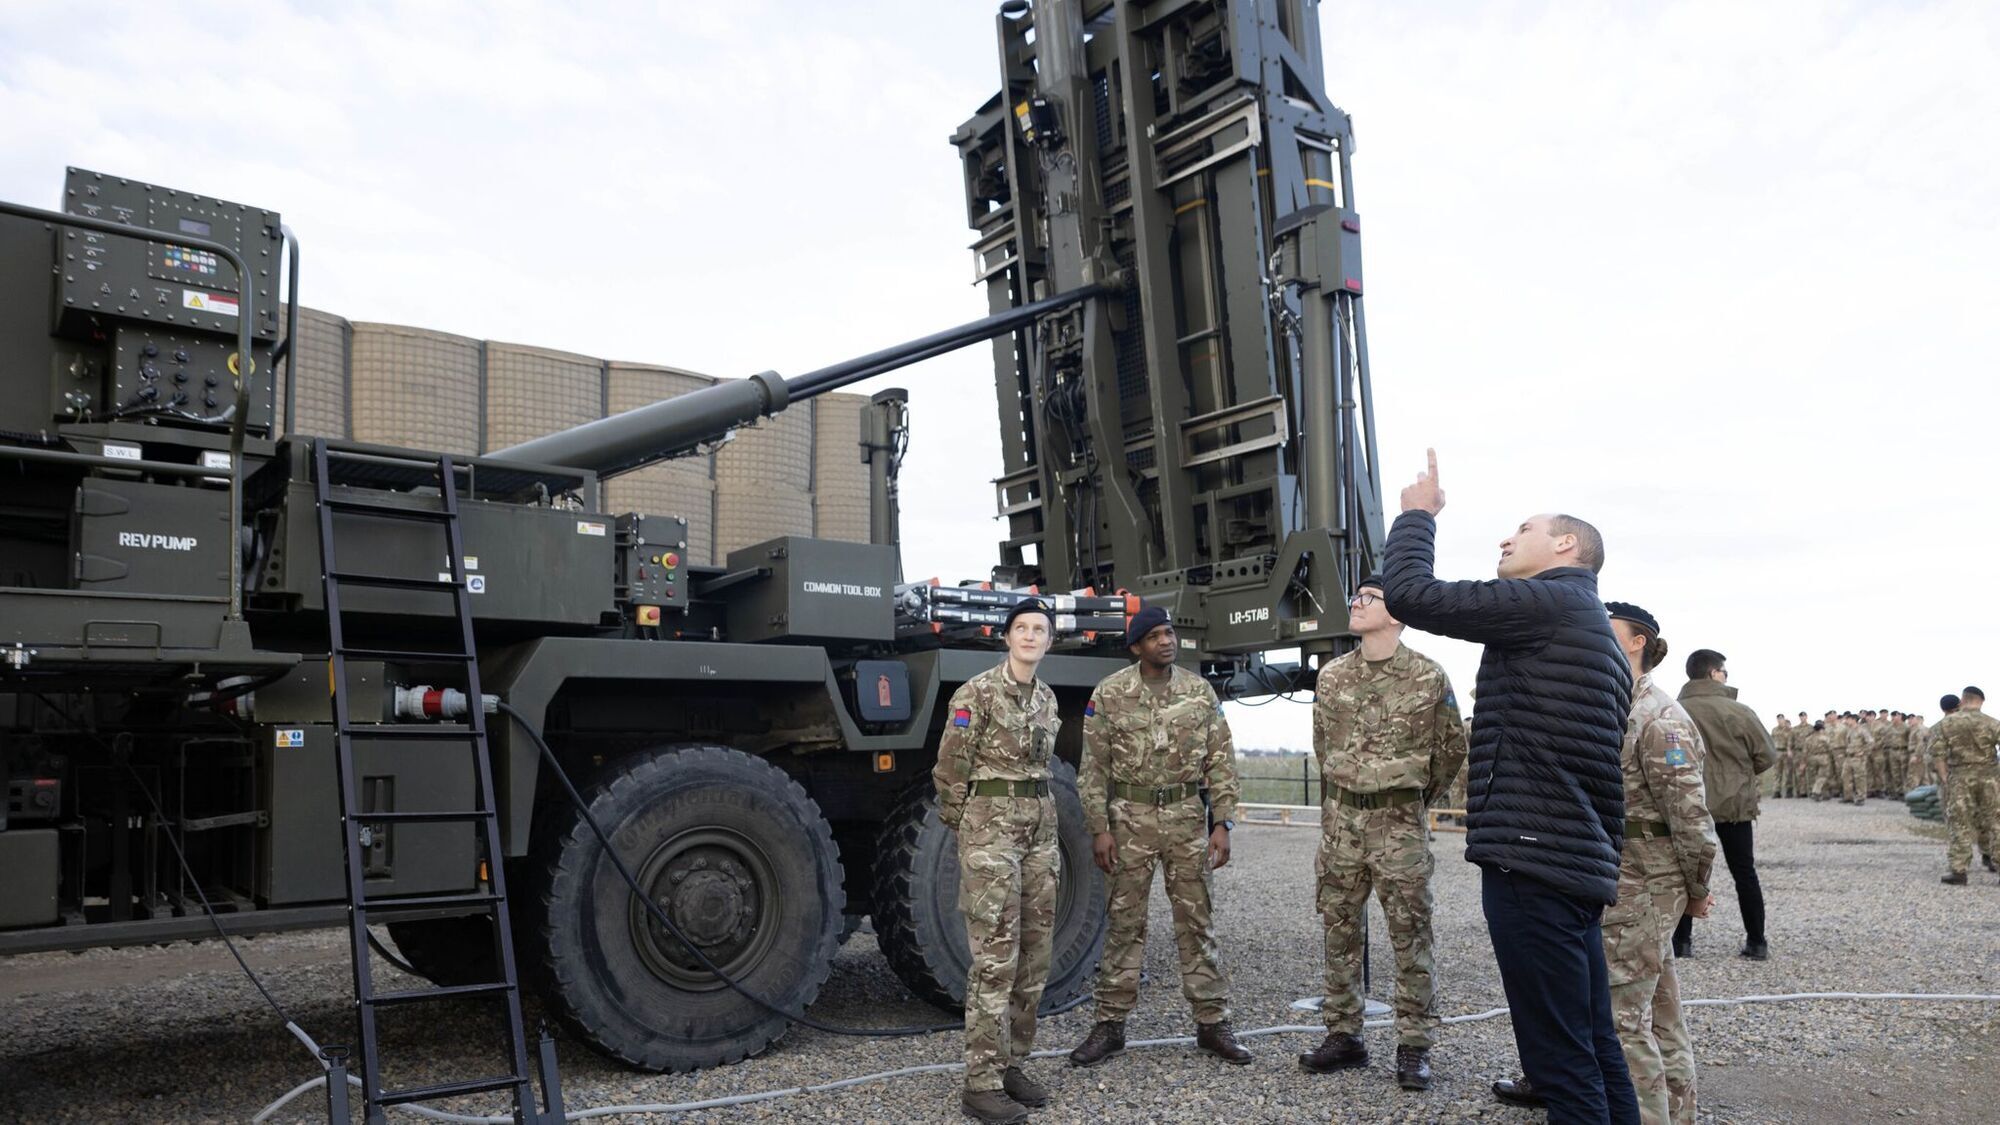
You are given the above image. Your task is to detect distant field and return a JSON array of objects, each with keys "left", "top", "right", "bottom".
[{"left": 1236, "top": 752, "right": 1320, "bottom": 807}]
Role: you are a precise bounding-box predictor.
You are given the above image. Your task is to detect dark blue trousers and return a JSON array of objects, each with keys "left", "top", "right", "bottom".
[{"left": 1481, "top": 865, "right": 1639, "bottom": 1125}]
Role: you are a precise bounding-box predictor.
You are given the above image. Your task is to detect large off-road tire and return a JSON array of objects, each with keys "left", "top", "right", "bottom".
[
  {"left": 385, "top": 916, "right": 498, "bottom": 987},
  {"left": 528, "top": 745, "right": 844, "bottom": 1072},
  {"left": 870, "top": 756, "right": 1105, "bottom": 1012}
]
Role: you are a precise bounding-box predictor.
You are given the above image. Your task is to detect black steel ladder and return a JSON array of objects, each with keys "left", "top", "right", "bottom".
[{"left": 311, "top": 439, "right": 558, "bottom": 1124}]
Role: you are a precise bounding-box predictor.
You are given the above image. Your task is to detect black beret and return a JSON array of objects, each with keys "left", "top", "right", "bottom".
[
  {"left": 1357, "top": 574, "right": 1385, "bottom": 592},
  {"left": 1941, "top": 694, "right": 1961, "bottom": 712},
  {"left": 1963, "top": 685, "right": 1985, "bottom": 701},
  {"left": 1003, "top": 597, "right": 1055, "bottom": 633},
  {"left": 1124, "top": 605, "right": 1171, "bottom": 649},
  {"left": 1603, "top": 600, "right": 1659, "bottom": 635}
]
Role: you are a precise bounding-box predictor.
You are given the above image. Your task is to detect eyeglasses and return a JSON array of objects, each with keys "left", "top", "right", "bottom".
[{"left": 1348, "top": 593, "right": 1381, "bottom": 607}]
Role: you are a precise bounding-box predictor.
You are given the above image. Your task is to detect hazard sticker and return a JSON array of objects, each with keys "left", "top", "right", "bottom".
[
  {"left": 467, "top": 575, "right": 486, "bottom": 594},
  {"left": 576, "top": 520, "right": 607, "bottom": 537},
  {"left": 275, "top": 728, "right": 305, "bottom": 748},
  {"left": 183, "top": 289, "right": 238, "bottom": 317}
]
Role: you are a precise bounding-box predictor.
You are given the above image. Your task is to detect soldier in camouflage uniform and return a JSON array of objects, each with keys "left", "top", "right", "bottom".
[
  {"left": 1807, "top": 714, "right": 1837, "bottom": 800},
  {"left": 1596, "top": 604, "right": 1716, "bottom": 1124},
  {"left": 933, "top": 599, "right": 1064, "bottom": 1123},
  {"left": 1297, "top": 577, "right": 1466, "bottom": 1092},
  {"left": 1793, "top": 712, "right": 1812, "bottom": 797},
  {"left": 1936, "top": 688, "right": 2000, "bottom": 885},
  {"left": 1905, "top": 713, "right": 1932, "bottom": 791},
  {"left": 1068, "top": 605, "right": 1250, "bottom": 1068},
  {"left": 1839, "top": 713, "right": 1873, "bottom": 805},
  {"left": 1878, "top": 712, "right": 1908, "bottom": 798},
  {"left": 1864, "top": 710, "right": 1891, "bottom": 797},
  {"left": 1769, "top": 715, "right": 1793, "bottom": 799}
]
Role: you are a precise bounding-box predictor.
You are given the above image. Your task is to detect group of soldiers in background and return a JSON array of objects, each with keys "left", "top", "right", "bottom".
[{"left": 1765, "top": 709, "right": 1938, "bottom": 804}]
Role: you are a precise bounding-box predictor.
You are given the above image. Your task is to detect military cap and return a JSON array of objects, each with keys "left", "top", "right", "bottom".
[{"left": 1123, "top": 604, "right": 1171, "bottom": 648}]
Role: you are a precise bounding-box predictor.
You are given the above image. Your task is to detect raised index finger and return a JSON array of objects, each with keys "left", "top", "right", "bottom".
[{"left": 1426, "top": 447, "right": 1439, "bottom": 484}]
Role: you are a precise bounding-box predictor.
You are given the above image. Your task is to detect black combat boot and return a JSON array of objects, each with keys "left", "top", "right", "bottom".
[
  {"left": 1942, "top": 871, "right": 1968, "bottom": 885},
  {"left": 1394, "top": 1045, "right": 1432, "bottom": 1090},
  {"left": 1067, "top": 1020, "right": 1125, "bottom": 1067},
  {"left": 1492, "top": 1076, "right": 1546, "bottom": 1108},
  {"left": 1001, "top": 1066, "right": 1049, "bottom": 1108},
  {"left": 1298, "top": 1031, "right": 1368, "bottom": 1072},
  {"left": 1739, "top": 939, "right": 1769, "bottom": 961},
  {"left": 961, "top": 1087, "right": 1028, "bottom": 1123},
  {"left": 1196, "top": 1020, "right": 1252, "bottom": 1064}
]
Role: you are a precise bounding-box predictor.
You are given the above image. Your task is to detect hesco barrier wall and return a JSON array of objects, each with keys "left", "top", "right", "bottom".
[{"left": 276, "top": 308, "right": 873, "bottom": 564}]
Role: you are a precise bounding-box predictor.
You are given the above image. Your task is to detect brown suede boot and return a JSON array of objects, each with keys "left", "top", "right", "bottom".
[
  {"left": 1297, "top": 1031, "right": 1368, "bottom": 1072},
  {"left": 961, "top": 1087, "right": 1028, "bottom": 1123},
  {"left": 1067, "top": 1020, "right": 1125, "bottom": 1068},
  {"left": 1196, "top": 1020, "right": 1252, "bottom": 1064},
  {"left": 1394, "top": 1045, "right": 1432, "bottom": 1090},
  {"left": 1002, "top": 1066, "right": 1049, "bottom": 1108},
  {"left": 1492, "top": 1076, "right": 1545, "bottom": 1108}
]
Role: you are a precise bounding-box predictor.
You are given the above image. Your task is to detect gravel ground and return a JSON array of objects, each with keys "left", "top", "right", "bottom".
[{"left": 3, "top": 798, "right": 1997, "bottom": 1124}]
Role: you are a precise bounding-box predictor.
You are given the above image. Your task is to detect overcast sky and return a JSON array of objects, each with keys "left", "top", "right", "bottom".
[{"left": 4, "top": 1, "right": 1995, "bottom": 752}]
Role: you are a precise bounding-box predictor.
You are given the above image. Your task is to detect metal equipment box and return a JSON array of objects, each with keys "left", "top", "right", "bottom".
[
  {"left": 71, "top": 477, "right": 231, "bottom": 595},
  {"left": 0, "top": 830, "right": 60, "bottom": 929},
  {"left": 255, "top": 724, "right": 479, "bottom": 905},
  {"left": 722, "top": 537, "right": 897, "bottom": 644}
]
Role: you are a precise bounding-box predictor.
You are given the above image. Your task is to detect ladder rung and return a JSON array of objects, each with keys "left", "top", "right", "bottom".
[
  {"left": 370, "top": 981, "right": 515, "bottom": 1006},
  {"left": 359, "top": 891, "right": 503, "bottom": 913},
  {"left": 376, "top": 1074, "right": 525, "bottom": 1107},
  {"left": 324, "top": 498, "right": 455, "bottom": 523},
  {"left": 359, "top": 809, "right": 489, "bottom": 824},
  {"left": 329, "top": 571, "right": 459, "bottom": 592},
  {"left": 341, "top": 726, "right": 477, "bottom": 741},
  {"left": 337, "top": 647, "right": 475, "bottom": 663}
]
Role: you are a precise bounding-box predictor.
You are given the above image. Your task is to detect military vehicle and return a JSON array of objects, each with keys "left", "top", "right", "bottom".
[{"left": 0, "top": 0, "right": 1382, "bottom": 1119}]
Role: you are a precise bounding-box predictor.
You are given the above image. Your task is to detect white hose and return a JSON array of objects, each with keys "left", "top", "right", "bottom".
[{"left": 251, "top": 989, "right": 2000, "bottom": 1122}]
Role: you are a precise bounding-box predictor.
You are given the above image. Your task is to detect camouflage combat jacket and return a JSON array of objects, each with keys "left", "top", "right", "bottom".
[
  {"left": 1880, "top": 721, "right": 1909, "bottom": 756},
  {"left": 932, "top": 662, "right": 1061, "bottom": 829},
  {"left": 1312, "top": 642, "right": 1467, "bottom": 800},
  {"left": 1623, "top": 673, "right": 1716, "bottom": 899},
  {"left": 1844, "top": 723, "right": 1875, "bottom": 759},
  {"left": 1079, "top": 663, "right": 1239, "bottom": 835},
  {"left": 1770, "top": 723, "right": 1793, "bottom": 756},
  {"left": 1909, "top": 721, "right": 1929, "bottom": 762},
  {"left": 1930, "top": 709, "right": 2000, "bottom": 771}
]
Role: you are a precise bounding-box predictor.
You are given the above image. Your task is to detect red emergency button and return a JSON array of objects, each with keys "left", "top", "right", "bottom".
[{"left": 664, "top": 552, "right": 679, "bottom": 568}]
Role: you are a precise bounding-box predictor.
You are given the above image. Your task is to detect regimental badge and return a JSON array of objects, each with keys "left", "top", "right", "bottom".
[
  {"left": 1665, "top": 729, "right": 1689, "bottom": 767},
  {"left": 1084, "top": 701, "right": 1096, "bottom": 718},
  {"left": 951, "top": 708, "right": 972, "bottom": 728}
]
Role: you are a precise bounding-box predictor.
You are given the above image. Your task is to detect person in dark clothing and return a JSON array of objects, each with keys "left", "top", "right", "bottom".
[
  {"left": 1672, "top": 649, "right": 1776, "bottom": 961},
  {"left": 1382, "top": 450, "right": 1638, "bottom": 1125}
]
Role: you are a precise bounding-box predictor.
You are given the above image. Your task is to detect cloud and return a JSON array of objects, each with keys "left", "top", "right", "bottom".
[{"left": 2, "top": 0, "right": 1991, "bottom": 751}]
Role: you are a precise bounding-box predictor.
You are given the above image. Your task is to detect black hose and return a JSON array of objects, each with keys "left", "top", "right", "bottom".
[{"left": 497, "top": 703, "right": 1090, "bottom": 1038}]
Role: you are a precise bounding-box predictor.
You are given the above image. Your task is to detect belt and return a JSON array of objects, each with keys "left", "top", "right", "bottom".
[
  {"left": 968, "top": 779, "right": 1050, "bottom": 798},
  {"left": 1113, "top": 780, "right": 1200, "bottom": 805},
  {"left": 1625, "top": 819, "right": 1672, "bottom": 839},
  {"left": 1332, "top": 786, "right": 1422, "bottom": 810}
]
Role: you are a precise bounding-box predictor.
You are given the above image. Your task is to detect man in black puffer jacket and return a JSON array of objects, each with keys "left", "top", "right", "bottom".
[{"left": 1382, "top": 450, "right": 1637, "bottom": 1125}]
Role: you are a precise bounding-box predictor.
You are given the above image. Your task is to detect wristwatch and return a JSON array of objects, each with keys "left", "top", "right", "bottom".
[{"left": 1219, "top": 819, "right": 1235, "bottom": 832}]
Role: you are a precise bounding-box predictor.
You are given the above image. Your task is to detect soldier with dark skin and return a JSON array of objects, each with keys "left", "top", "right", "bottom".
[
  {"left": 1936, "top": 687, "right": 2000, "bottom": 886},
  {"left": 933, "top": 599, "right": 1063, "bottom": 1124},
  {"left": 1297, "top": 576, "right": 1467, "bottom": 1091},
  {"left": 1069, "top": 606, "right": 1250, "bottom": 1068}
]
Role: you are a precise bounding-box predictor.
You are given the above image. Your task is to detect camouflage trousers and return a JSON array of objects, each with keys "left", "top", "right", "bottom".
[
  {"left": 1945, "top": 765, "right": 2000, "bottom": 876},
  {"left": 1872, "top": 750, "right": 1900, "bottom": 794},
  {"left": 1840, "top": 755, "right": 1867, "bottom": 803},
  {"left": 1907, "top": 754, "right": 1938, "bottom": 792},
  {"left": 1603, "top": 849, "right": 1696, "bottom": 1125},
  {"left": 1093, "top": 795, "right": 1230, "bottom": 1024},
  {"left": 957, "top": 793, "right": 1059, "bottom": 1092},
  {"left": 1315, "top": 800, "right": 1438, "bottom": 1048},
  {"left": 1807, "top": 755, "right": 1835, "bottom": 799}
]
